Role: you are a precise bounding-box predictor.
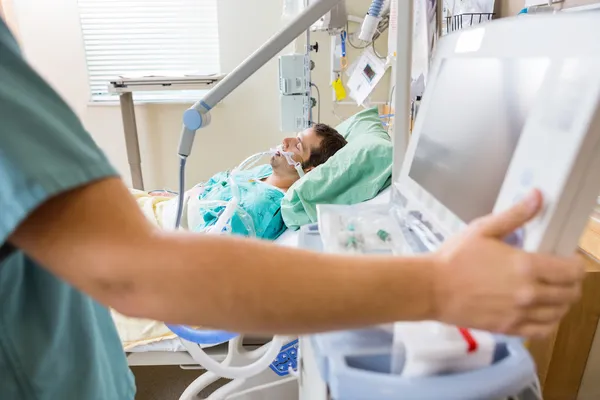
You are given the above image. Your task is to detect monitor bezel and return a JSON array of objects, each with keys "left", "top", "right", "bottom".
[{"left": 395, "top": 15, "right": 600, "bottom": 240}]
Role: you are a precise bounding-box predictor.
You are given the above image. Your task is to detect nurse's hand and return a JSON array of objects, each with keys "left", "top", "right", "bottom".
[{"left": 432, "top": 189, "right": 585, "bottom": 338}]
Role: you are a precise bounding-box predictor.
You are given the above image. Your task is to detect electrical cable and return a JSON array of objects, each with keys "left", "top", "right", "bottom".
[
  {"left": 346, "top": 7, "right": 390, "bottom": 51},
  {"left": 372, "top": 11, "right": 390, "bottom": 42},
  {"left": 372, "top": 38, "right": 386, "bottom": 60},
  {"left": 311, "top": 83, "right": 321, "bottom": 124},
  {"left": 346, "top": 23, "right": 371, "bottom": 49},
  {"left": 175, "top": 156, "right": 187, "bottom": 229}
]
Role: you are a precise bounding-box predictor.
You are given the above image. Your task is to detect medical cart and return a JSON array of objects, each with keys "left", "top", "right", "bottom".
[{"left": 295, "top": 224, "right": 541, "bottom": 400}]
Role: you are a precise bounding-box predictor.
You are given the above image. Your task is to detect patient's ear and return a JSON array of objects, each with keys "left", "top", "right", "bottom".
[{"left": 304, "top": 166, "right": 315, "bottom": 173}]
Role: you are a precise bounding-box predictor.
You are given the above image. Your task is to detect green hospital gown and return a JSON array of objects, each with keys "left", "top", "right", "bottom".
[{"left": 191, "top": 164, "right": 287, "bottom": 240}]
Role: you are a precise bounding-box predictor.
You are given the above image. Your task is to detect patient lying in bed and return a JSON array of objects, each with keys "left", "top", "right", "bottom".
[{"left": 132, "top": 124, "right": 347, "bottom": 240}]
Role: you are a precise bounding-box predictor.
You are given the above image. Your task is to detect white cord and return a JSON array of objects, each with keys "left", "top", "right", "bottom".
[
  {"left": 311, "top": 83, "right": 321, "bottom": 123},
  {"left": 225, "top": 376, "right": 297, "bottom": 400}
]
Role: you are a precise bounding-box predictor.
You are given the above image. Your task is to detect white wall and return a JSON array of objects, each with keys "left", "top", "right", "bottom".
[{"left": 10, "top": 0, "right": 390, "bottom": 190}]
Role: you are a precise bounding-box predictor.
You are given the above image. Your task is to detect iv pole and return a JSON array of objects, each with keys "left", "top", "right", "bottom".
[{"left": 391, "top": 0, "right": 413, "bottom": 181}]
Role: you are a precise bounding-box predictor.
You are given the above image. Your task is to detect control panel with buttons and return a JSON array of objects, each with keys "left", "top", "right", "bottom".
[
  {"left": 493, "top": 58, "right": 600, "bottom": 256},
  {"left": 270, "top": 339, "right": 299, "bottom": 377}
]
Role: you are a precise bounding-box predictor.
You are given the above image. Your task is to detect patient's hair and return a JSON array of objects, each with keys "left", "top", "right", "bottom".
[{"left": 303, "top": 123, "right": 347, "bottom": 169}]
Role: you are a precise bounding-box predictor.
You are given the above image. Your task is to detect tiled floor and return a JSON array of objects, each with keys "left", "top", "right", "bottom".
[{"left": 132, "top": 366, "right": 228, "bottom": 400}]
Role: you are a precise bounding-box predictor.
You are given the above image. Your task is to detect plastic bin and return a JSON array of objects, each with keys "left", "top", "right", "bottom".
[{"left": 310, "top": 327, "right": 537, "bottom": 400}]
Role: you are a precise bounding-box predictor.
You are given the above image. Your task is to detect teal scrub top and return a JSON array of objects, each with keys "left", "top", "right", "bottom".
[
  {"left": 194, "top": 165, "right": 287, "bottom": 240},
  {"left": 0, "top": 21, "right": 135, "bottom": 399}
]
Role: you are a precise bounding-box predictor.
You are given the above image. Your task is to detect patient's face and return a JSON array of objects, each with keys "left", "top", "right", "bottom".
[{"left": 270, "top": 127, "right": 322, "bottom": 178}]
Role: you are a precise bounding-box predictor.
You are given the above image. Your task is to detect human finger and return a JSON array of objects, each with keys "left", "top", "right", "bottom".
[
  {"left": 515, "top": 283, "right": 581, "bottom": 307},
  {"left": 530, "top": 254, "right": 585, "bottom": 286},
  {"left": 471, "top": 190, "right": 542, "bottom": 238},
  {"left": 516, "top": 323, "right": 557, "bottom": 339},
  {"left": 522, "top": 305, "right": 570, "bottom": 324}
]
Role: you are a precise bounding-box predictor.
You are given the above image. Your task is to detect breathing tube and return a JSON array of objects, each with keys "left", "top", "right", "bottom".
[
  {"left": 206, "top": 150, "right": 275, "bottom": 234},
  {"left": 359, "top": 0, "right": 386, "bottom": 42},
  {"left": 175, "top": 156, "right": 188, "bottom": 229},
  {"left": 368, "top": 0, "right": 385, "bottom": 17},
  {"left": 174, "top": 146, "right": 304, "bottom": 232},
  {"left": 272, "top": 144, "right": 305, "bottom": 178}
]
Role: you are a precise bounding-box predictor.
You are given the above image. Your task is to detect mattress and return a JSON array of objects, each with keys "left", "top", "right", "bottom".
[{"left": 118, "top": 188, "right": 392, "bottom": 353}]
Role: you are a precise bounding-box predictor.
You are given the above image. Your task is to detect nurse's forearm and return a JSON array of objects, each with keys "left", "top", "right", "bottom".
[
  {"left": 9, "top": 177, "right": 435, "bottom": 334},
  {"left": 10, "top": 177, "right": 585, "bottom": 338},
  {"left": 117, "top": 233, "right": 435, "bottom": 333}
]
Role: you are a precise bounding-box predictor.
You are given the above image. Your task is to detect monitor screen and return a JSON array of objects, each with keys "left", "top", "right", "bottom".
[
  {"left": 409, "top": 57, "right": 549, "bottom": 222},
  {"left": 363, "top": 64, "right": 376, "bottom": 82}
]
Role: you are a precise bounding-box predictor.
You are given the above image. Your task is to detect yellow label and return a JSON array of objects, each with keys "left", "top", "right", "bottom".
[{"left": 332, "top": 77, "right": 347, "bottom": 102}]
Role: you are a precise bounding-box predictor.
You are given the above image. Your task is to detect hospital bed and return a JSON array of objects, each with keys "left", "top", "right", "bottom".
[
  {"left": 106, "top": 0, "right": 600, "bottom": 395},
  {"left": 116, "top": 230, "right": 302, "bottom": 367},
  {"left": 116, "top": 188, "right": 392, "bottom": 364},
  {"left": 104, "top": 0, "right": 600, "bottom": 397},
  {"left": 112, "top": 0, "right": 402, "bottom": 397},
  {"left": 114, "top": 188, "right": 392, "bottom": 400}
]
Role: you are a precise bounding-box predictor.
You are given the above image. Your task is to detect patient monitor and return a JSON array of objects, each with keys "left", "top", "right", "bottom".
[
  {"left": 305, "top": 14, "right": 600, "bottom": 400},
  {"left": 397, "top": 16, "right": 600, "bottom": 258}
]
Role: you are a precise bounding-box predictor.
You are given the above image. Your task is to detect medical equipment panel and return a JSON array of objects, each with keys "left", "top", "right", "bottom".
[
  {"left": 309, "top": 0, "right": 348, "bottom": 33},
  {"left": 397, "top": 14, "right": 600, "bottom": 254},
  {"left": 280, "top": 94, "right": 311, "bottom": 132},
  {"left": 346, "top": 47, "right": 388, "bottom": 106},
  {"left": 301, "top": 12, "right": 600, "bottom": 400},
  {"left": 279, "top": 54, "right": 309, "bottom": 95},
  {"left": 493, "top": 57, "right": 600, "bottom": 255},
  {"left": 408, "top": 57, "right": 549, "bottom": 224}
]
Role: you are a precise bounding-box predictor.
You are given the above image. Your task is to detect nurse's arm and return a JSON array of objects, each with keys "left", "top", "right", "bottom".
[
  {"left": 8, "top": 177, "right": 432, "bottom": 333},
  {"left": 9, "top": 177, "right": 583, "bottom": 337}
]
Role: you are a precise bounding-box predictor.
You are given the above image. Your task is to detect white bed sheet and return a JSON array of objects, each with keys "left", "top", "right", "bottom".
[
  {"left": 128, "top": 338, "right": 185, "bottom": 353},
  {"left": 124, "top": 188, "right": 392, "bottom": 353}
]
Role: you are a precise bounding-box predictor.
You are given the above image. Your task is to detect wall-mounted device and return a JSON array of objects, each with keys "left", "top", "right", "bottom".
[
  {"left": 280, "top": 94, "right": 311, "bottom": 132},
  {"left": 346, "top": 46, "right": 388, "bottom": 105},
  {"left": 278, "top": 54, "right": 311, "bottom": 132},
  {"left": 279, "top": 54, "right": 309, "bottom": 95},
  {"left": 309, "top": 0, "right": 348, "bottom": 33}
]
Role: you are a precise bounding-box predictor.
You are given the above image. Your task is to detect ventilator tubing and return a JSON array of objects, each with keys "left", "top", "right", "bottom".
[{"left": 183, "top": 336, "right": 287, "bottom": 380}]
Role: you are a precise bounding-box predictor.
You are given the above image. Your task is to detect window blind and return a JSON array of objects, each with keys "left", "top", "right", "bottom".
[{"left": 77, "top": 0, "right": 220, "bottom": 102}]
